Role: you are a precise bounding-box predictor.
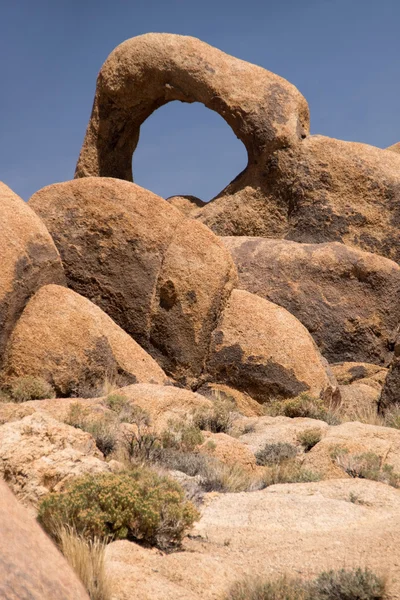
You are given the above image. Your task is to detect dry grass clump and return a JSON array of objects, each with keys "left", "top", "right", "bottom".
[
  {"left": 297, "top": 428, "right": 323, "bottom": 452},
  {"left": 66, "top": 402, "right": 119, "bottom": 458},
  {"left": 266, "top": 393, "right": 340, "bottom": 425},
  {"left": 1, "top": 375, "right": 55, "bottom": 402},
  {"left": 335, "top": 451, "right": 400, "bottom": 488},
  {"left": 225, "top": 568, "right": 385, "bottom": 600},
  {"left": 261, "top": 461, "right": 321, "bottom": 487},
  {"left": 193, "top": 392, "right": 238, "bottom": 433},
  {"left": 58, "top": 525, "right": 111, "bottom": 600},
  {"left": 255, "top": 442, "right": 298, "bottom": 466},
  {"left": 38, "top": 469, "right": 199, "bottom": 550}
]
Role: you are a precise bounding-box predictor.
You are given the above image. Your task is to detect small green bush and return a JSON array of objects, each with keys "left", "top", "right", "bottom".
[
  {"left": 66, "top": 403, "right": 119, "bottom": 458},
  {"left": 193, "top": 395, "right": 237, "bottom": 433},
  {"left": 384, "top": 406, "right": 400, "bottom": 430},
  {"left": 9, "top": 376, "right": 55, "bottom": 402},
  {"left": 255, "top": 442, "right": 298, "bottom": 466},
  {"left": 267, "top": 394, "right": 340, "bottom": 425},
  {"left": 225, "top": 568, "right": 385, "bottom": 600},
  {"left": 38, "top": 470, "right": 199, "bottom": 549},
  {"left": 335, "top": 451, "right": 400, "bottom": 488},
  {"left": 104, "top": 393, "right": 129, "bottom": 413},
  {"left": 311, "top": 568, "right": 386, "bottom": 600},
  {"left": 261, "top": 461, "right": 321, "bottom": 487},
  {"left": 297, "top": 428, "right": 322, "bottom": 452},
  {"left": 161, "top": 419, "right": 204, "bottom": 453}
]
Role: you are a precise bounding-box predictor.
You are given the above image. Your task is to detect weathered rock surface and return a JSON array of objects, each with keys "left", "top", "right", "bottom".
[
  {"left": 111, "top": 383, "right": 213, "bottom": 432},
  {"left": 0, "top": 412, "right": 112, "bottom": 505},
  {"left": 199, "top": 431, "right": 257, "bottom": 470},
  {"left": 331, "top": 362, "right": 388, "bottom": 386},
  {"left": 338, "top": 383, "right": 380, "bottom": 420},
  {"left": 29, "top": 178, "right": 237, "bottom": 384},
  {"left": 303, "top": 420, "right": 400, "bottom": 478},
  {"left": 223, "top": 237, "right": 400, "bottom": 365},
  {"left": 1, "top": 285, "right": 167, "bottom": 397},
  {"left": 0, "top": 182, "right": 65, "bottom": 365},
  {"left": 236, "top": 415, "right": 329, "bottom": 454},
  {"left": 205, "top": 289, "right": 339, "bottom": 403},
  {"left": 105, "top": 479, "right": 400, "bottom": 600},
  {"left": 387, "top": 141, "right": 400, "bottom": 154},
  {"left": 196, "top": 382, "right": 265, "bottom": 417},
  {"left": 0, "top": 479, "right": 90, "bottom": 600},
  {"left": 167, "top": 195, "right": 206, "bottom": 217},
  {"left": 197, "top": 136, "right": 400, "bottom": 265},
  {"left": 75, "top": 33, "right": 309, "bottom": 184}
]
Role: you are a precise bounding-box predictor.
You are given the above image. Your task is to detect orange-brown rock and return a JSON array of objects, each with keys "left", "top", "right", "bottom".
[
  {"left": 205, "top": 289, "right": 339, "bottom": 403},
  {"left": 167, "top": 195, "right": 206, "bottom": 217},
  {"left": 29, "top": 178, "right": 237, "bottom": 385},
  {"left": 0, "top": 412, "right": 112, "bottom": 505},
  {"left": 105, "top": 479, "right": 400, "bottom": 600},
  {"left": 223, "top": 238, "right": 400, "bottom": 365},
  {"left": 196, "top": 382, "right": 265, "bottom": 417},
  {"left": 198, "top": 136, "right": 400, "bottom": 265},
  {"left": 386, "top": 141, "right": 400, "bottom": 154},
  {"left": 0, "top": 479, "right": 89, "bottom": 600},
  {"left": 1, "top": 285, "right": 167, "bottom": 397},
  {"left": 110, "top": 383, "right": 213, "bottom": 432},
  {"left": 0, "top": 182, "right": 65, "bottom": 364},
  {"left": 75, "top": 33, "right": 309, "bottom": 184},
  {"left": 199, "top": 431, "right": 257, "bottom": 471},
  {"left": 331, "top": 362, "right": 388, "bottom": 386}
]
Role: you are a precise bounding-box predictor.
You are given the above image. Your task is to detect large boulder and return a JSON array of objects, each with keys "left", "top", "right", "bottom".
[
  {"left": 222, "top": 237, "right": 400, "bottom": 365},
  {"left": 197, "top": 136, "right": 400, "bottom": 266},
  {"left": 29, "top": 178, "right": 237, "bottom": 385},
  {"left": 75, "top": 33, "right": 309, "bottom": 184},
  {"left": 0, "top": 479, "right": 89, "bottom": 600},
  {"left": 204, "top": 289, "right": 339, "bottom": 403},
  {"left": 105, "top": 479, "right": 400, "bottom": 600},
  {"left": 0, "top": 182, "right": 65, "bottom": 364},
  {"left": 1, "top": 285, "right": 167, "bottom": 397},
  {"left": 0, "top": 412, "right": 113, "bottom": 505}
]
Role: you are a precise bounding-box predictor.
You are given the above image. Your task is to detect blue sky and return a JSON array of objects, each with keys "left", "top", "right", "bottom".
[{"left": 1, "top": 0, "right": 400, "bottom": 202}]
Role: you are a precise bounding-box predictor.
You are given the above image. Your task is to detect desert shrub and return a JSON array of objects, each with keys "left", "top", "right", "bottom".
[
  {"left": 225, "top": 568, "right": 385, "bottom": 600},
  {"left": 267, "top": 394, "right": 340, "bottom": 425},
  {"left": 66, "top": 403, "right": 119, "bottom": 457},
  {"left": 335, "top": 451, "right": 400, "bottom": 488},
  {"left": 157, "top": 448, "right": 210, "bottom": 477},
  {"left": 384, "top": 406, "right": 400, "bottom": 430},
  {"left": 226, "top": 575, "right": 307, "bottom": 600},
  {"left": 297, "top": 428, "right": 322, "bottom": 452},
  {"left": 121, "top": 405, "right": 161, "bottom": 462},
  {"left": 8, "top": 376, "right": 55, "bottom": 402},
  {"left": 329, "top": 445, "right": 349, "bottom": 461},
  {"left": 104, "top": 393, "right": 129, "bottom": 413},
  {"left": 193, "top": 395, "right": 237, "bottom": 433},
  {"left": 262, "top": 461, "right": 321, "bottom": 487},
  {"left": 38, "top": 470, "right": 199, "bottom": 549},
  {"left": 161, "top": 419, "right": 204, "bottom": 452},
  {"left": 311, "top": 567, "right": 386, "bottom": 600},
  {"left": 255, "top": 442, "right": 298, "bottom": 466},
  {"left": 58, "top": 526, "right": 111, "bottom": 600}
]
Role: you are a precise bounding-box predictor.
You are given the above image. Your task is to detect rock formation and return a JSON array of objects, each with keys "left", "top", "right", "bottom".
[
  {"left": 223, "top": 237, "right": 400, "bottom": 365},
  {"left": 1, "top": 284, "right": 167, "bottom": 396},
  {"left": 0, "top": 182, "right": 65, "bottom": 365},
  {"left": 0, "top": 479, "right": 90, "bottom": 599}
]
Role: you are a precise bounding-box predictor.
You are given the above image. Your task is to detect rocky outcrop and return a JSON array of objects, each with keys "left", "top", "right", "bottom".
[
  {"left": 303, "top": 420, "right": 400, "bottom": 478},
  {"left": 223, "top": 238, "right": 400, "bottom": 365},
  {"left": 75, "top": 33, "right": 309, "bottom": 184},
  {"left": 0, "top": 182, "right": 65, "bottom": 365},
  {"left": 110, "top": 383, "right": 213, "bottom": 432},
  {"left": 105, "top": 479, "right": 400, "bottom": 600},
  {"left": 1, "top": 285, "right": 167, "bottom": 397},
  {"left": 386, "top": 142, "right": 400, "bottom": 154},
  {"left": 197, "top": 136, "right": 400, "bottom": 266},
  {"left": 29, "top": 178, "right": 237, "bottom": 385},
  {"left": 205, "top": 290, "right": 339, "bottom": 403},
  {"left": 331, "top": 362, "right": 388, "bottom": 386},
  {"left": 0, "top": 479, "right": 90, "bottom": 600},
  {"left": 0, "top": 412, "right": 113, "bottom": 505},
  {"left": 167, "top": 195, "right": 206, "bottom": 217}
]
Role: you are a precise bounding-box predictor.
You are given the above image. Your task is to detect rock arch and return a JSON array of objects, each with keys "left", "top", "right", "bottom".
[{"left": 75, "top": 33, "right": 309, "bottom": 183}]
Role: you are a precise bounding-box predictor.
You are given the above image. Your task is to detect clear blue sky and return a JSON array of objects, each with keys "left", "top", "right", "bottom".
[{"left": 1, "top": 0, "right": 399, "bottom": 202}]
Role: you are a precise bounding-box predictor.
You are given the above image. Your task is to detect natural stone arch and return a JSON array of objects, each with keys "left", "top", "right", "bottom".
[{"left": 75, "top": 33, "right": 309, "bottom": 182}]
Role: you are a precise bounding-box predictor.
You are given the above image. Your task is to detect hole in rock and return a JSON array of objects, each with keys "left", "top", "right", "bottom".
[{"left": 132, "top": 101, "right": 248, "bottom": 203}]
